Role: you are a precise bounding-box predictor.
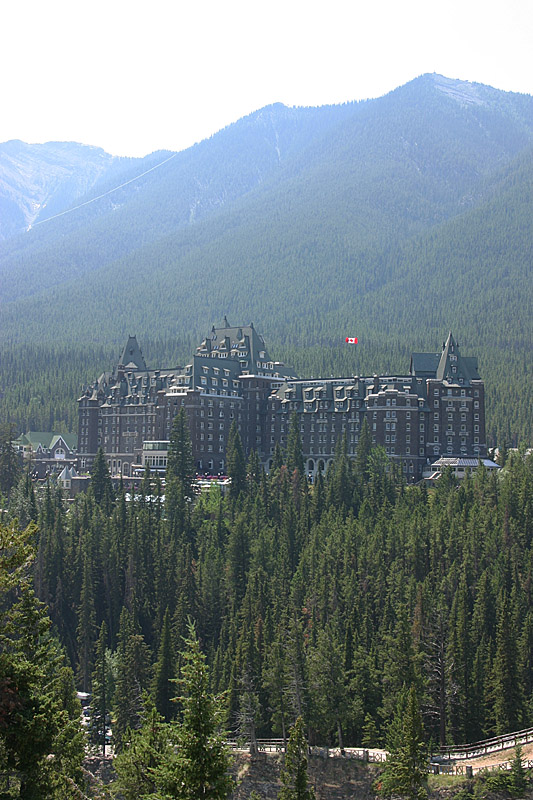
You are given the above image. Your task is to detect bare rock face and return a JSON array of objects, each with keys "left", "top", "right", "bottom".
[
  {"left": 0, "top": 140, "right": 119, "bottom": 239},
  {"left": 230, "top": 752, "right": 379, "bottom": 800}
]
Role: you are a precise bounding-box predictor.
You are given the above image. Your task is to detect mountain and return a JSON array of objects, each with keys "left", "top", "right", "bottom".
[
  {"left": 0, "top": 74, "right": 532, "bottom": 445},
  {"left": 0, "top": 140, "right": 130, "bottom": 240}
]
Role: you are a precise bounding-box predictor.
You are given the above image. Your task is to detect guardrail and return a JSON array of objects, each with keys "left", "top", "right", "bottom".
[
  {"left": 226, "top": 740, "right": 387, "bottom": 762},
  {"left": 438, "top": 726, "right": 533, "bottom": 761},
  {"left": 430, "top": 758, "right": 533, "bottom": 777}
]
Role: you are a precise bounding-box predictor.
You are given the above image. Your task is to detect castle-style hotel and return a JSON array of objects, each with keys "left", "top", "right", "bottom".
[{"left": 78, "top": 321, "right": 486, "bottom": 481}]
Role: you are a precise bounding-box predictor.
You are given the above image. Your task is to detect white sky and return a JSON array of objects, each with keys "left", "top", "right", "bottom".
[{"left": 1, "top": 0, "right": 532, "bottom": 158}]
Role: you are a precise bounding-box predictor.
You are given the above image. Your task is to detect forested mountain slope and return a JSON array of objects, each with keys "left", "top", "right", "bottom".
[
  {"left": 0, "top": 103, "right": 355, "bottom": 302},
  {"left": 1, "top": 74, "right": 532, "bottom": 444}
]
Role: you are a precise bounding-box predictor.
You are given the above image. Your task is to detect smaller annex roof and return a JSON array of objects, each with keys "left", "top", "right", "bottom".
[
  {"left": 411, "top": 333, "right": 481, "bottom": 384},
  {"left": 17, "top": 432, "right": 78, "bottom": 452},
  {"left": 58, "top": 465, "right": 79, "bottom": 481},
  {"left": 432, "top": 457, "right": 501, "bottom": 470}
]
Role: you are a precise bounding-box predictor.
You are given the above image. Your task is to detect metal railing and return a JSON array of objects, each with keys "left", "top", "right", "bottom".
[
  {"left": 438, "top": 726, "right": 533, "bottom": 761},
  {"left": 226, "top": 740, "right": 387, "bottom": 761}
]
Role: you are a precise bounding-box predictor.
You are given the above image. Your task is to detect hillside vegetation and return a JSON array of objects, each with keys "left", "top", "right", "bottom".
[{"left": 1, "top": 74, "right": 532, "bottom": 444}]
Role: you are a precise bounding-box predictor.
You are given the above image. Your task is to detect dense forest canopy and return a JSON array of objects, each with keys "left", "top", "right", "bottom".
[{"left": 5, "top": 431, "right": 533, "bottom": 754}]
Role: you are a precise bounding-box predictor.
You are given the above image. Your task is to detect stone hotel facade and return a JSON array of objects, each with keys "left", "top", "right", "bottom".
[{"left": 78, "top": 322, "right": 486, "bottom": 481}]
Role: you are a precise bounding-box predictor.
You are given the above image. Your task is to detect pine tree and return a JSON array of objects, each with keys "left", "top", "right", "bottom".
[
  {"left": 378, "top": 686, "right": 428, "bottom": 800},
  {"left": 509, "top": 744, "right": 526, "bottom": 798},
  {"left": 76, "top": 547, "right": 96, "bottom": 692},
  {"left": 354, "top": 417, "right": 372, "bottom": 483},
  {"left": 167, "top": 407, "right": 194, "bottom": 498},
  {"left": 113, "top": 608, "right": 152, "bottom": 749},
  {"left": 0, "top": 423, "right": 22, "bottom": 497},
  {"left": 227, "top": 421, "right": 247, "bottom": 500},
  {"left": 91, "top": 447, "right": 114, "bottom": 506},
  {"left": 0, "top": 519, "right": 85, "bottom": 797},
  {"left": 490, "top": 589, "right": 523, "bottom": 734},
  {"left": 278, "top": 716, "right": 316, "bottom": 800},
  {"left": 90, "top": 620, "right": 110, "bottom": 755},
  {"left": 113, "top": 704, "right": 173, "bottom": 800},
  {"left": 153, "top": 607, "right": 176, "bottom": 722},
  {"left": 154, "top": 620, "right": 234, "bottom": 799}
]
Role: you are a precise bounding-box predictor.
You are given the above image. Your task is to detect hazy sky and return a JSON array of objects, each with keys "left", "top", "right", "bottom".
[{"left": 2, "top": 0, "right": 532, "bottom": 157}]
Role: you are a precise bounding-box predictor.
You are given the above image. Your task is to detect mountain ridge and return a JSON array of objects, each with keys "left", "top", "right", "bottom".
[{"left": 0, "top": 73, "right": 532, "bottom": 445}]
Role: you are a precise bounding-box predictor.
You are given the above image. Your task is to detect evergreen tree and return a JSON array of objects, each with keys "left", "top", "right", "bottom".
[
  {"left": 509, "top": 744, "right": 526, "bottom": 798},
  {"left": 153, "top": 607, "right": 176, "bottom": 722},
  {"left": 0, "top": 520, "right": 85, "bottom": 798},
  {"left": 167, "top": 407, "right": 194, "bottom": 498},
  {"left": 76, "top": 547, "right": 96, "bottom": 692},
  {"left": 153, "top": 620, "right": 234, "bottom": 799},
  {"left": 91, "top": 447, "right": 114, "bottom": 506},
  {"left": 113, "top": 704, "right": 173, "bottom": 800},
  {"left": 227, "top": 421, "right": 247, "bottom": 500},
  {"left": 9, "top": 469, "right": 38, "bottom": 528},
  {"left": 354, "top": 417, "right": 372, "bottom": 483},
  {"left": 308, "top": 621, "right": 347, "bottom": 747},
  {"left": 90, "top": 620, "right": 111, "bottom": 755},
  {"left": 278, "top": 716, "right": 316, "bottom": 800},
  {"left": 0, "top": 423, "right": 22, "bottom": 497},
  {"left": 378, "top": 686, "right": 428, "bottom": 800},
  {"left": 490, "top": 589, "right": 523, "bottom": 734},
  {"left": 113, "top": 608, "right": 152, "bottom": 749}
]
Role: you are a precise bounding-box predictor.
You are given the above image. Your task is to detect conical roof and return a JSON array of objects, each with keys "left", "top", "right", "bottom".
[
  {"left": 436, "top": 332, "right": 475, "bottom": 383},
  {"left": 118, "top": 336, "right": 146, "bottom": 370}
]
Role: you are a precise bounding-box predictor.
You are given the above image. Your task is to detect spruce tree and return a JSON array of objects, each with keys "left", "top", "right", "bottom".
[
  {"left": 354, "top": 416, "right": 372, "bottom": 483},
  {"left": 287, "top": 412, "right": 305, "bottom": 477},
  {"left": 0, "top": 520, "right": 85, "bottom": 797},
  {"left": 154, "top": 620, "right": 234, "bottom": 799},
  {"left": 153, "top": 607, "right": 176, "bottom": 722},
  {"left": 113, "top": 608, "right": 152, "bottom": 749},
  {"left": 378, "top": 686, "right": 428, "bottom": 800},
  {"left": 167, "top": 407, "right": 194, "bottom": 498},
  {"left": 91, "top": 447, "right": 114, "bottom": 506},
  {"left": 490, "top": 589, "right": 523, "bottom": 734},
  {"left": 0, "top": 423, "right": 22, "bottom": 497},
  {"left": 278, "top": 716, "right": 316, "bottom": 800},
  {"left": 90, "top": 620, "right": 110, "bottom": 755},
  {"left": 113, "top": 704, "right": 173, "bottom": 800},
  {"left": 227, "top": 421, "right": 247, "bottom": 500},
  {"left": 76, "top": 547, "right": 96, "bottom": 692}
]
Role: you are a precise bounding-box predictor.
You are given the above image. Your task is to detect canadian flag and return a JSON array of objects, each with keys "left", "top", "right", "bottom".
[{"left": 345, "top": 337, "right": 358, "bottom": 344}]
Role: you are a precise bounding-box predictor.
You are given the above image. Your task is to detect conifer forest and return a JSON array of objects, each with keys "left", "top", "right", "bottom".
[{"left": 2, "top": 418, "right": 533, "bottom": 797}]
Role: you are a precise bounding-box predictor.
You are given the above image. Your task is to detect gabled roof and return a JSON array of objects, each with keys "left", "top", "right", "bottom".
[
  {"left": 410, "top": 334, "right": 480, "bottom": 384},
  {"left": 410, "top": 352, "right": 440, "bottom": 377},
  {"left": 17, "top": 432, "right": 78, "bottom": 452},
  {"left": 58, "top": 465, "right": 79, "bottom": 480}
]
